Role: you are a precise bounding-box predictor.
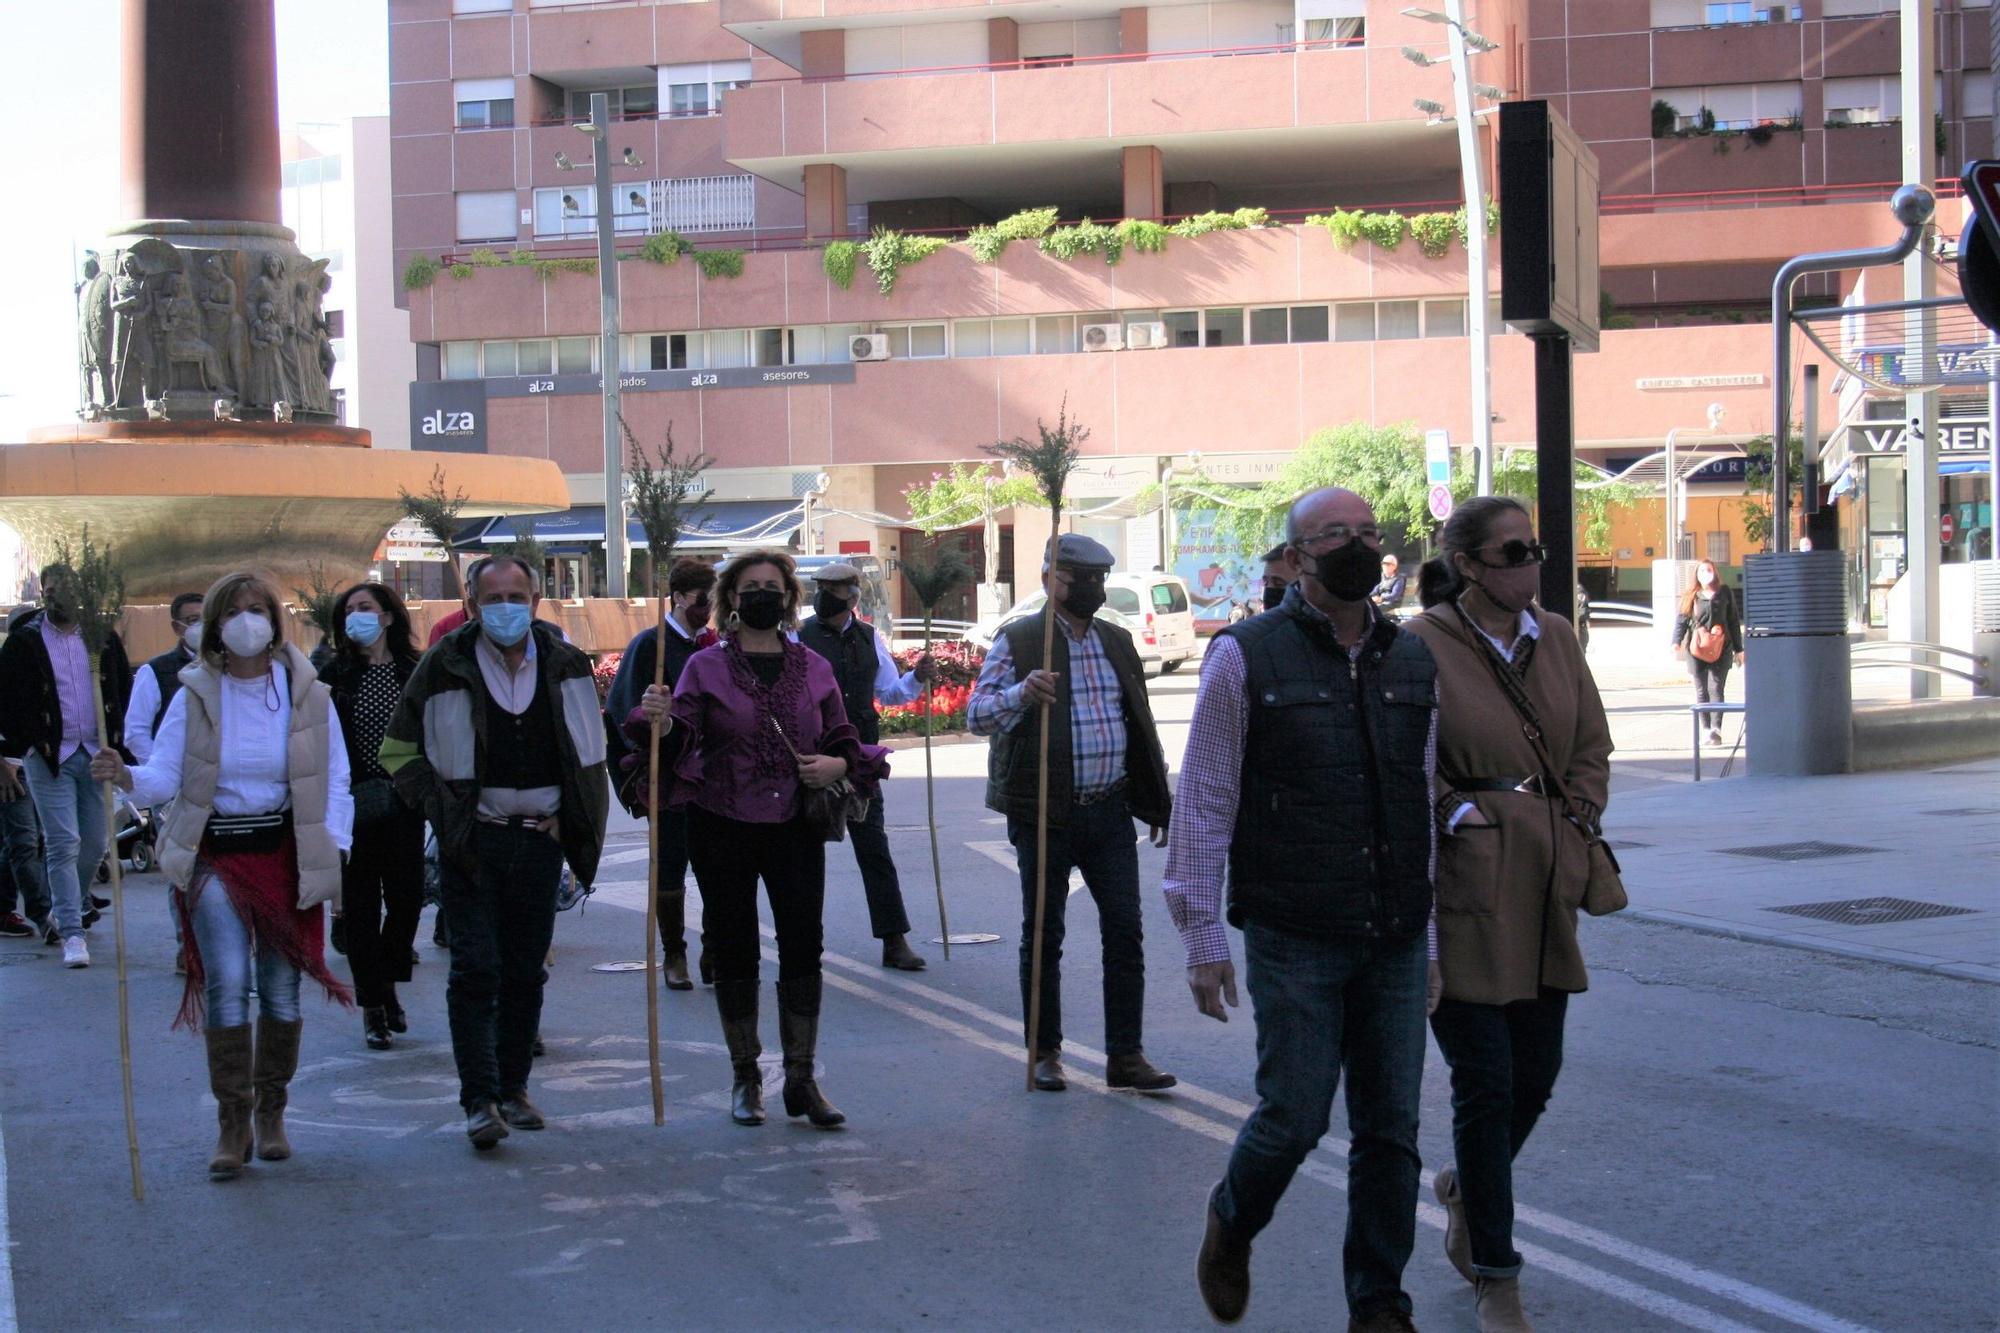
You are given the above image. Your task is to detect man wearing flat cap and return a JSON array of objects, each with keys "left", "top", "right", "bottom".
[
  {"left": 798, "top": 562, "right": 931, "bottom": 971},
  {"left": 967, "top": 534, "right": 1175, "bottom": 1093}
]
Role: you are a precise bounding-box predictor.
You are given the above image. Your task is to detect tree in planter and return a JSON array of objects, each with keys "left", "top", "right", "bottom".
[
  {"left": 898, "top": 544, "right": 973, "bottom": 959},
  {"left": 397, "top": 465, "right": 469, "bottom": 599},
  {"left": 49, "top": 529, "right": 143, "bottom": 1201},
  {"left": 983, "top": 402, "right": 1084, "bottom": 1091},
  {"left": 496, "top": 534, "right": 548, "bottom": 592},
  {"left": 1740, "top": 433, "right": 1807, "bottom": 549},
  {"left": 290, "top": 561, "right": 342, "bottom": 657}
]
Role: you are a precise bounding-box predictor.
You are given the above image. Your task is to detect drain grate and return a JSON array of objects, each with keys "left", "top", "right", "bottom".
[
  {"left": 1920, "top": 808, "right": 2000, "bottom": 818},
  {"left": 1717, "top": 841, "right": 1886, "bottom": 862},
  {"left": 1767, "top": 897, "right": 1977, "bottom": 926}
]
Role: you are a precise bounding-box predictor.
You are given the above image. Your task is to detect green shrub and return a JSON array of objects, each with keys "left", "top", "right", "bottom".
[
  {"left": 967, "top": 207, "right": 1060, "bottom": 263},
  {"left": 860, "top": 229, "right": 947, "bottom": 295},
  {"left": 448, "top": 262, "right": 474, "bottom": 280},
  {"left": 692, "top": 249, "right": 745, "bottom": 280},
  {"left": 1117, "top": 218, "right": 1171, "bottom": 255},
  {"left": 401, "top": 255, "right": 440, "bottom": 290},
  {"left": 1304, "top": 209, "right": 1366, "bottom": 250},
  {"left": 822, "top": 240, "right": 860, "bottom": 288},
  {"left": 1039, "top": 219, "right": 1123, "bottom": 264},
  {"left": 466, "top": 247, "right": 506, "bottom": 268},
  {"left": 532, "top": 257, "right": 597, "bottom": 282},
  {"left": 967, "top": 227, "right": 1008, "bottom": 263},
  {"left": 1651, "top": 99, "right": 1676, "bottom": 139},
  {"left": 1453, "top": 198, "right": 1500, "bottom": 248},
  {"left": 1356, "top": 211, "right": 1407, "bottom": 250},
  {"left": 639, "top": 231, "right": 689, "bottom": 264},
  {"left": 1409, "top": 211, "right": 1457, "bottom": 259}
]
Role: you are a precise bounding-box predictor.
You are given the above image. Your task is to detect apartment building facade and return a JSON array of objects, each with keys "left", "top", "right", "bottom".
[{"left": 387, "top": 0, "right": 1992, "bottom": 620}]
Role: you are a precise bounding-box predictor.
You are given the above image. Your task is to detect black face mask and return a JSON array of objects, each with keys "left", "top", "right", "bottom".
[
  {"left": 1262, "top": 582, "right": 1289, "bottom": 609},
  {"left": 735, "top": 589, "right": 786, "bottom": 631},
  {"left": 1309, "top": 538, "right": 1381, "bottom": 603},
  {"left": 814, "top": 590, "right": 852, "bottom": 621},
  {"left": 682, "top": 596, "right": 712, "bottom": 630},
  {"left": 1061, "top": 583, "right": 1107, "bottom": 621}
]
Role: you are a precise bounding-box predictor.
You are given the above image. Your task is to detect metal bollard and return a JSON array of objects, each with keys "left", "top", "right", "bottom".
[{"left": 1744, "top": 550, "right": 1852, "bottom": 775}]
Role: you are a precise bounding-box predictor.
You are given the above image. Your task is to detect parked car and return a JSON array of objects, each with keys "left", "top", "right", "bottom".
[{"left": 966, "top": 573, "right": 1198, "bottom": 676}]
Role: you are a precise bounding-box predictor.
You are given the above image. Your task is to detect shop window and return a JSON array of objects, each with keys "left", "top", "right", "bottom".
[
  {"left": 790, "top": 326, "right": 826, "bottom": 364},
  {"left": 953, "top": 321, "right": 992, "bottom": 357},
  {"left": 710, "top": 330, "right": 750, "bottom": 368}
]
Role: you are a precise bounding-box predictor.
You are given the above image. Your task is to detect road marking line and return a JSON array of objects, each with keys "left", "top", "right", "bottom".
[
  {"left": 803, "top": 943, "right": 1875, "bottom": 1333},
  {"left": 590, "top": 888, "right": 1870, "bottom": 1332},
  {"left": 0, "top": 1101, "right": 15, "bottom": 1333}
]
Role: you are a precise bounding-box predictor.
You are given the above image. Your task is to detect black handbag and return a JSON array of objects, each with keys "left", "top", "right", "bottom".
[
  {"left": 205, "top": 811, "right": 291, "bottom": 855},
  {"left": 351, "top": 777, "right": 403, "bottom": 830},
  {"left": 768, "top": 716, "right": 867, "bottom": 844}
]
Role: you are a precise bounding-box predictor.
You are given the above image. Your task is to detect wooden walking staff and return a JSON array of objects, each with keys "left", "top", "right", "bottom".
[
  {"left": 901, "top": 547, "right": 972, "bottom": 962},
  {"left": 643, "top": 608, "right": 667, "bottom": 1126},
  {"left": 618, "top": 414, "right": 713, "bottom": 1128},
  {"left": 59, "top": 529, "right": 144, "bottom": 1200},
  {"left": 985, "top": 405, "right": 1084, "bottom": 1090}
]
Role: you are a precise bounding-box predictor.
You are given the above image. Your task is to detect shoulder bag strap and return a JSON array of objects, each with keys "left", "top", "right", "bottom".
[{"left": 1449, "top": 603, "right": 1600, "bottom": 838}]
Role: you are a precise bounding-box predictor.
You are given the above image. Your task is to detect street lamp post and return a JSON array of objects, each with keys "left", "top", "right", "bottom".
[
  {"left": 1404, "top": 6, "right": 1498, "bottom": 495},
  {"left": 1663, "top": 403, "right": 1726, "bottom": 564},
  {"left": 571, "top": 94, "right": 629, "bottom": 597}
]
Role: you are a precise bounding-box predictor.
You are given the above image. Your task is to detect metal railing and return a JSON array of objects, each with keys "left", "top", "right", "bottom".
[
  {"left": 1849, "top": 641, "right": 1989, "bottom": 689},
  {"left": 893, "top": 618, "right": 976, "bottom": 641},
  {"left": 1584, "top": 600, "right": 1654, "bottom": 627}
]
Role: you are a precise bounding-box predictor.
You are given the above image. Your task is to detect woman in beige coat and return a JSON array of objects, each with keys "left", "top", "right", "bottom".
[{"left": 1403, "top": 497, "right": 1612, "bottom": 1333}]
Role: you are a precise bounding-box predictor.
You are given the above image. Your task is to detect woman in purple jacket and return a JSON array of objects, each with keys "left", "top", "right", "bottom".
[{"left": 631, "top": 549, "right": 888, "bottom": 1129}]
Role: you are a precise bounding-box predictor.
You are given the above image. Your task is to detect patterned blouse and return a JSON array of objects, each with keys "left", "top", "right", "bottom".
[{"left": 348, "top": 662, "right": 401, "bottom": 782}]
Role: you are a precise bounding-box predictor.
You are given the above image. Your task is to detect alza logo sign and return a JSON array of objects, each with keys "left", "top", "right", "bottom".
[{"left": 420, "top": 409, "right": 478, "bottom": 437}]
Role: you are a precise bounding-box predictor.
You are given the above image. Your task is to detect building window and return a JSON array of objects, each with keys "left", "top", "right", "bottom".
[
  {"left": 533, "top": 186, "right": 650, "bottom": 238},
  {"left": 790, "top": 326, "right": 827, "bottom": 364},
  {"left": 453, "top": 0, "right": 511, "bottom": 12},
  {"left": 1822, "top": 75, "right": 1944, "bottom": 127},
  {"left": 454, "top": 77, "right": 516, "bottom": 129},
  {"left": 1334, "top": 304, "right": 1375, "bottom": 342},
  {"left": 1290, "top": 305, "right": 1330, "bottom": 342},
  {"left": 990, "top": 318, "right": 1031, "bottom": 356},
  {"left": 953, "top": 320, "right": 992, "bottom": 357},
  {"left": 1203, "top": 308, "right": 1245, "bottom": 347},
  {"left": 1424, "top": 299, "right": 1467, "bottom": 338},
  {"left": 555, "top": 336, "right": 595, "bottom": 374},
  {"left": 1377, "top": 301, "right": 1421, "bottom": 340},
  {"left": 323, "top": 310, "right": 346, "bottom": 340},
  {"left": 518, "top": 339, "right": 553, "bottom": 375},
  {"left": 282, "top": 156, "right": 344, "bottom": 188},
  {"left": 658, "top": 61, "right": 754, "bottom": 119},
  {"left": 443, "top": 342, "right": 481, "bottom": 380},
  {"left": 568, "top": 85, "right": 658, "bottom": 120},
  {"left": 1035, "top": 315, "right": 1076, "bottom": 354},
  {"left": 1706, "top": 532, "right": 1732, "bottom": 565},
  {"left": 1656, "top": 81, "right": 1801, "bottom": 131},
  {"left": 1161, "top": 310, "right": 1201, "bottom": 348},
  {"left": 454, "top": 190, "right": 517, "bottom": 243},
  {"left": 1249, "top": 307, "right": 1290, "bottom": 346},
  {"left": 754, "top": 327, "right": 786, "bottom": 367},
  {"left": 655, "top": 174, "right": 757, "bottom": 234},
  {"left": 482, "top": 341, "right": 517, "bottom": 377}
]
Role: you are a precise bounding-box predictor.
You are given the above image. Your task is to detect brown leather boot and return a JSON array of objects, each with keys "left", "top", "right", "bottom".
[
  {"left": 714, "top": 979, "right": 765, "bottom": 1126},
  {"left": 661, "top": 951, "right": 693, "bottom": 991},
  {"left": 1436, "top": 1166, "right": 1474, "bottom": 1284},
  {"left": 1475, "top": 1276, "right": 1534, "bottom": 1332},
  {"left": 776, "top": 977, "right": 844, "bottom": 1128},
  {"left": 252, "top": 1017, "right": 304, "bottom": 1161},
  {"left": 204, "top": 1024, "right": 255, "bottom": 1181},
  {"left": 1196, "top": 1184, "right": 1251, "bottom": 1324}
]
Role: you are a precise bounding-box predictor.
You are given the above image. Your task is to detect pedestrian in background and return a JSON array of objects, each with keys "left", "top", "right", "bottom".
[
  {"left": 0, "top": 752, "right": 48, "bottom": 941},
  {"left": 92, "top": 571, "right": 355, "bottom": 1181},
  {"left": 968, "top": 534, "right": 1176, "bottom": 1095},
  {"left": 1258, "top": 541, "right": 1296, "bottom": 615},
  {"left": 798, "top": 561, "right": 932, "bottom": 972},
  {"left": 1171, "top": 488, "right": 1440, "bottom": 1333},
  {"left": 1372, "top": 552, "right": 1408, "bottom": 613},
  {"left": 1671, "top": 561, "right": 1742, "bottom": 746},
  {"left": 0, "top": 562, "right": 134, "bottom": 966},
  {"left": 381, "top": 554, "right": 610, "bottom": 1151},
  {"left": 1408, "top": 496, "right": 1614, "bottom": 1333},
  {"left": 126, "top": 590, "right": 204, "bottom": 971},
  {"left": 606, "top": 557, "right": 720, "bottom": 990},
  {"left": 322, "top": 582, "right": 426, "bottom": 1050},
  {"left": 634, "top": 549, "right": 888, "bottom": 1130}
]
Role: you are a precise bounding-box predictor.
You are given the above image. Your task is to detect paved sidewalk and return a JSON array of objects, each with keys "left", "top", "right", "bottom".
[{"left": 1605, "top": 758, "right": 2000, "bottom": 982}]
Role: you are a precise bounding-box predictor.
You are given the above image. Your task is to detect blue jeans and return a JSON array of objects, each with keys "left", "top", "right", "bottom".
[
  {"left": 1217, "top": 923, "right": 1428, "bottom": 1322},
  {"left": 1428, "top": 989, "right": 1571, "bottom": 1278},
  {"left": 190, "top": 876, "right": 301, "bottom": 1028},
  {"left": 0, "top": 789, "right": 49, "bottom": 923},
  {"left": 439, "top": 823, "right": 565, "bottom": 1111},
  {"left": 1007, "top": 800, "right": 1146, "bottom": 1057},
  {"left": 21, "top": 750, "right": 109, "bottom": 940}
]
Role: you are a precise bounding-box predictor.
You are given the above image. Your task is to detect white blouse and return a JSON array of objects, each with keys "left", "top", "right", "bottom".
[{"left": 128, "top": 663, "right": 355, "bottom": 853}]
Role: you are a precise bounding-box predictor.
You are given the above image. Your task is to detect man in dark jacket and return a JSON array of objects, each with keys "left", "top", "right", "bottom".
[
  {"left": 126, "top": 591, "right": 204, "bottom": 763},
  {"left": 797, "top": 561, "right": 931, "bottom": 972},
  {"left": 968, "top": 534, "right": 1176, "bottom": 1094},
  {"left": 604, "top": 556, "right": 718, "bottom": 990},
  {"left": 0, "top": 564, "right": 133, "bottom": 965},
  {"left": 1166, "top": 488, "right": 1440, "bottom": 1331},
  {"left": 379, "top": 554, "right": 609, "bottom": 1150}
]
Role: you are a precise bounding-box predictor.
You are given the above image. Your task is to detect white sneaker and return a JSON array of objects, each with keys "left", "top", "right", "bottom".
[{"left": 62, "top": 936, "right": 90, "bottom": 968}]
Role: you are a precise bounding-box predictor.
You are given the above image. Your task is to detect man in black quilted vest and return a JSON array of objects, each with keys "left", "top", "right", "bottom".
[
  {"left": 796, "top": 562, "right": 930, "bottom": 971},
  {"left": 1166, "top": 487, "right": 1442, "bottom": 1333}
]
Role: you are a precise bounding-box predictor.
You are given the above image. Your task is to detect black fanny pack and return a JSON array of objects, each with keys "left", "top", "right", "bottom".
[{"left": 204, "top": 811, "right": 292, "bottom": 855}]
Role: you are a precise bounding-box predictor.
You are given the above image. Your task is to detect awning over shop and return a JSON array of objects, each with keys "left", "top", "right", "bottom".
[
  {"left": 473, "top": 501, "right": 804, "bottom": 550},
  {"left": 1940, "top": 459, "right": 1991, "bottom": 475}
]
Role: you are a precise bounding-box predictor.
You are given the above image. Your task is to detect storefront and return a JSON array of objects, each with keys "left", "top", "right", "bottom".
[
  {"left": 1825, "top": 405, "right": 1994, "bottom": 628},
  {"left": 457, "top": 499, "right": 804, "bottom": 598}
]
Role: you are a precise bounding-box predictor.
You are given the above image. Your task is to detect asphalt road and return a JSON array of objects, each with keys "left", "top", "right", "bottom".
[{"left": 1, "top": 637, "right": 1995, "bottom": 1331}]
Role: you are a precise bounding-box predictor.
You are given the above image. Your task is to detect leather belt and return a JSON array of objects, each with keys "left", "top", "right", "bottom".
[
  {"left": 1075, "top": 779, "right": 1128, "bottom": 807},
  {"left": 479, "top": 814, "right": 556, "bottom": 829}
]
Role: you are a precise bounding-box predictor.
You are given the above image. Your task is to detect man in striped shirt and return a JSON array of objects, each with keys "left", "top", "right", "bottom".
[{"left": 969, "top": 534, "right": 1176, "bottom": 1095}]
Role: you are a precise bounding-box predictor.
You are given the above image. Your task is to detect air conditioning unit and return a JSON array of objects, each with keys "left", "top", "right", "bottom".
[
  {"left": 849, "top": 333, "right": 892, "bottom": 362},
  {"left": 1082, "top": 323, "right": 1125, "bottom": 352},
  {"left": 1125, "top": 321, "right": 1168, "bottom": 349}
]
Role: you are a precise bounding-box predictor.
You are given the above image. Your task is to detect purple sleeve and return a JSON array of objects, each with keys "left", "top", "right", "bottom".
[{"left": 808, "top": 656, "right": 890, "bottom": 798}]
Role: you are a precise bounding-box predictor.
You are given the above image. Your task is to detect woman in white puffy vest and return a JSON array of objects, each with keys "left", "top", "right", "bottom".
[{"left": 94, "top": 571, "right": 354, "bottom": 1181}]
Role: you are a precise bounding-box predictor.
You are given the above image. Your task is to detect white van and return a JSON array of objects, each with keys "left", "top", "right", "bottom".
[{"left": 968, "top": 572, "right": 1198, "bottom": 675}]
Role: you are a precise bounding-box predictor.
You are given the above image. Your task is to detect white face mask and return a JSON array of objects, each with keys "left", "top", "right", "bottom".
[
  {"left": 1698, "top": 568, "right": 1717, "bottom": 588},
  {"left": 221, "top": 610, "right": 275, "bottom": 658},
  {"left": 182, "top": 622, "right": 203, "bottom": 654}
]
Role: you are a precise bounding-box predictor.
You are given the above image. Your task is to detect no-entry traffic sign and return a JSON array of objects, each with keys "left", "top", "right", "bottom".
[
  {"left": 1428, "top": 484, "right": 1454, "bottom": 522},
  {"left": 1940, "top": 512, "right": 1957, "bottom": 544}
]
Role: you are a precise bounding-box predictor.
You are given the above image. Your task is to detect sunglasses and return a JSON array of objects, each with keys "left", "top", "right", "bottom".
[{"left": 1469, "top": 539, "right": 1547, "bottom": 569}]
